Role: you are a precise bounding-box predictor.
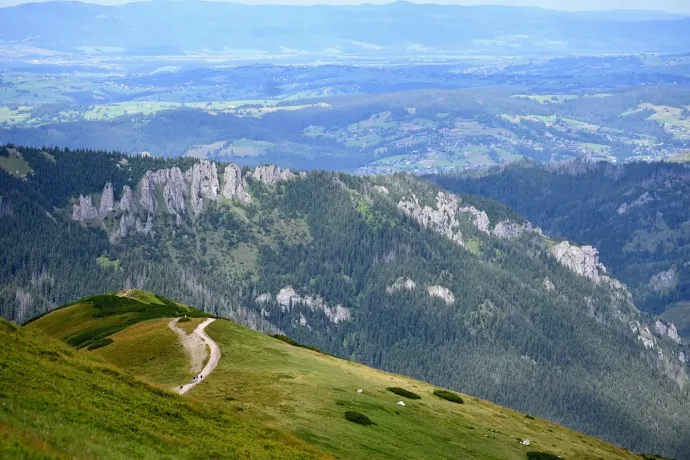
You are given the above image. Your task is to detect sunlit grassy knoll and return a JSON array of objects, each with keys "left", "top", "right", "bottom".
[
  {"left": 0, "top": 319, "right": 328, "bottom": 459},
  {"left": 26, "top": 290, "right": 209, "bottom": 348},
  {"left": 191, "top": 320, "right": 643, "bottom": 460},
  {"left": 88, "top": 318, "right": 192, "bottom": 387}
]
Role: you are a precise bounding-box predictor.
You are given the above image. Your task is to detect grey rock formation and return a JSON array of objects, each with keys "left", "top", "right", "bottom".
[
  {"left": 617, "top": 192, "right": 652, "bottom": 215},
  {"left": 543, "top": 278, "right": 555, "bottom": 292},
  {"left": 655, "top": 320, "right": 682, "bottom": 343},
  {"left": 374, "top": 185, "right": 390, "bottom": 195},
  {"left": 119, "top": 186, "right": 137, "bottom": 214},
  {"left": 649, "top": 268, "right": 677, "bottom": 293},
  {"left": 493, "top": 220, "right": 522, "bottom": 238},
  {"left": 426, "top": 285, "right": 455, "bottom": 305},
  {"left": 118, "top": 213, "right": 136, "bottom": 238},
  {"left": 386, "top": 277, "right": 416, "bottom": 294},
  {"left": 550, "top": 241, "right": 607, "bottom": 284},
  {"left": 493, "top": 220, "right": 545, "bottom": 239},
  {"left": 135, "top": 215, "right": 155, "bottom": 237},
  {"left": 397, "top": 192, "right": 465, "bottom": 246},
  {"left": 252, "top": 165, "right": 296, "bottom": 185},
  {"left": 275, "top": 286, "right": 351, "bottom": 324},
  {"left": 139, "top": 171, "right": 158, "bottom": 214},
  {"left": 459, "top": 206, "right": 490, "bottom": 234},
  {"left": 222, "top": 164, "right": 252, "bottom": 203},
  {"left": 187, "top": 160, "right": 220, "bottom": 215},
  {"left": 162, "top": 167, "right": 187, "bottom": 218},
  {"left": 631, "top": 322, "right": 656, "bottom": 350},
  {"left": 99, "top": 183, "right": 115, "bottom": 217},
  {"left": 71, "top": 195, "right": 99, "bottom": 221},
  {"left": 255, "top": 293, "right": 273, "bottom": 303}
]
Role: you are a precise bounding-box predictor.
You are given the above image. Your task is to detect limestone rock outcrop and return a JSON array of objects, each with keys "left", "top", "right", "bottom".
[
  {"left": 222, "top": 164, "right": 252, "bottom": 203},
  {"left": 251, "top": 165, "right": 296, "bottom": 185},
  {"left": 99, "top": 183, "right": 115, "bottom": 217},
  {"left": 119, "top": 186, "right": 136, "bottom": 213},
  {"left": 71, "top": 195, "right": 99, "bottom": 222},
  {"left": 186, "top": 160, "right": 220, "bottom": 215},
  {"left": 269, "top": 286, "right": 351, "bottom": 324},
  {"left": 655, "top": 320, "right": 682, "bottom": 344},
  {"left": 458, "top": 206, "right": 490, "bottom": 234},
  {"left": 426, "top": 285, "right": 455, "bottom": 305},
  {"left": 617, "top": 192, "right": 652, "bottom": 215},
  {"left": 386, "top": 277, "right": 416, "bottom": 294},
  {"left": 139, "top": 171, "right": 158, "bottom": 214},
  {"left": 550, "top": 241, "right": 607, "bottom": 284},
  {"left": 397, "top": 192, "right": 465, "bottom": 246},
  {"left": 649, "top": 268, "right": 677, "bottom": 293}
]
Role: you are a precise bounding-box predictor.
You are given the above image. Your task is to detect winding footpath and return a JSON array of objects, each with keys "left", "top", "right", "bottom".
[{"left": 169, "top": 317, "right": 221, "bottom": 395}]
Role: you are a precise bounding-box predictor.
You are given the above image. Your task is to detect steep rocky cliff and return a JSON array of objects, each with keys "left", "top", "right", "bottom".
[{"left": 71, "top": 160, "right": 300, "bottom": 241}]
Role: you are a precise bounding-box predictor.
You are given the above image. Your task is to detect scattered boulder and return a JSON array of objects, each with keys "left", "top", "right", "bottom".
[
  {"left": 542, "top": 278, "right": 555, "bottom": 292},
  {"left": 397, "top": 401, "right": 406, "bottom": 407},
  {"left": 521, "top": 439, "right": 531, "bottom": 446}
]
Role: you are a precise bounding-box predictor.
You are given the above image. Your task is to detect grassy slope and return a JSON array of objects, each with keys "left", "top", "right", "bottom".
[
  {"left": 88, "top": 318, "right": 192, "bottom": 386},
  {"left": 26, "top": 289, "right": 209, "bottom": 349},
  {"left": 0, "top": 320, "right": 328, "bottom": 460},
  {"left": 187, "top": 320, "right": 643, "bottom": 460}
]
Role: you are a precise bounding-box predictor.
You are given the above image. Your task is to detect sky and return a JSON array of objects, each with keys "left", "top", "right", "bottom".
[{"left": 1, "top": 0, "right": 689, "bottom": 13}]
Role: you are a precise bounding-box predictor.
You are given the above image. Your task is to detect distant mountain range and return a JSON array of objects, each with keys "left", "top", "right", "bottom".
[{"left": 2, "top": 1, "right": 690, "bottom": 59}]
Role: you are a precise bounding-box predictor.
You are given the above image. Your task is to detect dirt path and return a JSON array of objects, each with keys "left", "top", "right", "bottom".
[{"left": 168, "top": 318, "right": 221, "bottom": 395}]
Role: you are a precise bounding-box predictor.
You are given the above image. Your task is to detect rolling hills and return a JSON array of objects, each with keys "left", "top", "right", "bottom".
[
  {"left": 9, "top": 291, "right": 660, "bottom": 460},
  {"left": 1, "top": 145, "right": 689, "bottom": 458}
]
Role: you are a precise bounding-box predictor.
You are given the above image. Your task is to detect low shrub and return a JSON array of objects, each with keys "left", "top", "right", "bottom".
[
  {"left": 525, "top": 414, "right": 535, "bottom": 420},
  {"left": 87, "top": 338, "right": 114, "bottom": 350},
  {"left": 527, "top": 453, "right": 562, "bottom": 460},
  {"left": 387, "top": 387, "right": 421, "bottom": 400},
  {"left": 178, "top": 317, "right": 192, "bottom": 323},
  {"left": 344, "top": 411, "right": 376, "bottom": 426},
  {"left": 433, "top": 389, "right": 464, "bottom": 404}
]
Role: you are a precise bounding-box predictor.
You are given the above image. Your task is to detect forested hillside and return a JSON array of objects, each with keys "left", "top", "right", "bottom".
[
  {"left": 1, "top": 145, "right": 689, "bottom": 458},
  {"left": 430, "top": 160, "right": 690, "bottom": 335}
]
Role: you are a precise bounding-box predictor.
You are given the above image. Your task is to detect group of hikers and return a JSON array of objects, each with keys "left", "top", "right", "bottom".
[{"left": 179, "top": 374, "right": 203, "bottom": 391}]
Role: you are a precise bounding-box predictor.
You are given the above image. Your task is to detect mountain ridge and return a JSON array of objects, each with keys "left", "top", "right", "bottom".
[{"left": 1, "top": 144, "right": 690, "bottom": 458}]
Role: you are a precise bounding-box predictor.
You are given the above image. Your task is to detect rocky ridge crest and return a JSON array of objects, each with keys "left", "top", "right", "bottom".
[{"left": 71, "top": 161, "right": 301, "bottom": 240}]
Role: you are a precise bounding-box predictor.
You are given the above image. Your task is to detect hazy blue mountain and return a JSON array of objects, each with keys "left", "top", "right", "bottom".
[{"left": 2, "top": 1, "right": 690, "bottom": 58}]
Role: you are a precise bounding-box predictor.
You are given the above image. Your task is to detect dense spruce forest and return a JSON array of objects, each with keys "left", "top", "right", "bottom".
[
  {"left": 430, "top": 160, "right": 690, "bottom": 335},
  {"left": 1, "top": 145, "right": 690, "bottom": 459}
]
